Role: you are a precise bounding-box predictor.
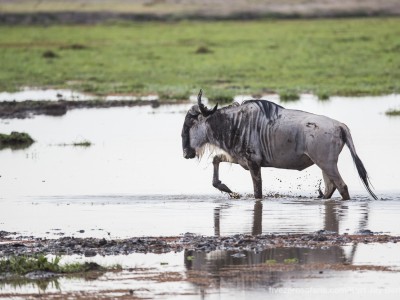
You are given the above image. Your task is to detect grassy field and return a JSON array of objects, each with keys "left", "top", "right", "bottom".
[{"left": 0, "top": 18, "right": 399, "bottom": 98}]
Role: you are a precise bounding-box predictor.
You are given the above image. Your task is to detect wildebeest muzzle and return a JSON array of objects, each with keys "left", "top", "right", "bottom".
[{"left": 183, "top": 147, "right": 196, "bottom": 159}]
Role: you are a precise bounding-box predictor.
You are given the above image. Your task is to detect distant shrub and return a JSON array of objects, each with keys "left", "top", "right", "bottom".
[
  {"left": 195, "top": 46, "right": 213, "bottom": 54},
  {"left": 0, "top": 131, "right": 34, "bottom": 150},
  {"left": 317, "top": 91, "right": 330, "bottom": 101},
  {"left": 42, "top": 50, "right": 58, "bottom": 58},
  {"left": 385, "top": 109, "right": 400, "bottom": 116},
  {"left": 279, "top": 90, "right": 300, "bottom": 102}
]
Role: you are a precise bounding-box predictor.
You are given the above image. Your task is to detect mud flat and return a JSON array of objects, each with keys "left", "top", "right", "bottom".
[
  {"left": 1, "top": 0, "right": 400, "bottom": 24},
  {"left": 1, "top": 231, "right": 400, "bottom": 257},
  {"left": 1, "top": 231, "right": 400, "bottom": 299},
  {"left": 0, "top": 99, "right": 184, "bottom": 119}
]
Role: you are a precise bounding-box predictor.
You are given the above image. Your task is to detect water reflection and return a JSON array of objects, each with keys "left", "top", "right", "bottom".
[
  {"left": 0, "top": 270, "right": 105, "bottom": 294},
  {"left": 187, "top": 199, "right": 371, "bottom": 293},
  {"left": 0, "top": 277, "right": 60, "bottom": 293},
  {"left": 213, "top": 201, "right": 263, "bottom": 237},
  {"left": 184, "top": 245, "right": 353, "bottom": 292},
  {"left": 213, "top": 198, "right": 370, "bottom": 236},
  {"left": 252, "top": 200, "right": 263, "bottom": 235}
]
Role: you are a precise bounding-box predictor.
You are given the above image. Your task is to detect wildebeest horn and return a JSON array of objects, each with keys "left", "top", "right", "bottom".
[{"left": 197, "top": 89, "right": 218, "bottom": 117}]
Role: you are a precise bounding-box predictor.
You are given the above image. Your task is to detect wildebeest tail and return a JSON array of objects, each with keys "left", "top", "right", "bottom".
[{"left": 340, "top": 126, "right": 378, "bottom": 200}]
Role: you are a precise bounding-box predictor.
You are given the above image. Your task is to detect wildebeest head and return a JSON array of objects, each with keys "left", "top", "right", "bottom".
[{"left": 181, "top": 89, "right": 218, "bottom": 159}]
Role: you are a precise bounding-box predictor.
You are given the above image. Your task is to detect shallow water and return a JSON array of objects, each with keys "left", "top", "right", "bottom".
[
  {"left": 0, "top": 88, "right": 94, "bottom": 102},
  {"left": 1, "top": 195, "right": 400, "bottom": 238},
  {"left": 0, "top": 87, "right": 160, "bottom": 102},
  {"left": 1, "top": 94, "right": 400, "bottom": 236},
  {"left": 1, "top": 94, "right": 400, "bottom": 298},
  {"left": 1, "top": 94, "right": 399, "bottom": 199}
]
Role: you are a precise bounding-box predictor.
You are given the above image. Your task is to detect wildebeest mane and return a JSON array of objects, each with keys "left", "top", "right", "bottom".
[
  {"left": 216, "top": 99, "right": 283, "bottom": 119},
  {"left": 242, "top": 99, "right": 283, "bottom": 119}
]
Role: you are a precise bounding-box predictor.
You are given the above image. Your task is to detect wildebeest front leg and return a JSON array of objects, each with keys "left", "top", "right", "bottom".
[
  {"left": 212, "top": 155, "right": 239, "bottom": 198},
  {"left": 248, "top": 162, "right": 262, "bottom": 199}
]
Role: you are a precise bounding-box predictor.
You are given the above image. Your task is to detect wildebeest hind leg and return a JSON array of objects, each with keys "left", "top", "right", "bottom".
[
  {"left": 321, "top": 171, "right": 336, "bottom": 199},
  {"left": 317, "top": 163, "right": 350, "bottom": 200},
  {"left": 212, "top": 155, "right": 238, "bottom": 197}
]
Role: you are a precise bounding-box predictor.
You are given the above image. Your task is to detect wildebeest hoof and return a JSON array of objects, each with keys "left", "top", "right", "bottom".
[
  {"left": 318, "top": 187, "right": 324, "bottom": 198},
  {"left": 229, "top": 192, "right": 241, "bottom": 199}
]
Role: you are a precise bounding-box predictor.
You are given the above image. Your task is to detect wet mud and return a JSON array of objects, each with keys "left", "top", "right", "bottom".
[
  {"left": 1, "top": 0, "right": 400, "bottom": 25},
  {"left": 0, "top": 99, "right": 179, "bottom": 119}
]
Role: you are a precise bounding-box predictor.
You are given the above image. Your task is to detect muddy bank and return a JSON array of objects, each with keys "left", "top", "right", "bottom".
[
  {"left": 1, "top": 0, "right": 400, "bottom": 25},
  {"left": 1, "top": 231, "right": 399, "bottom": 257},
  {"left": 1, "top": 10, "right": 398, "bottom": 26},
  {"left": 0, "top": 99, "right": 183, "bottom": 119},
  {"left": 2, "top": 229, "right": 400, "bottom": 299}
]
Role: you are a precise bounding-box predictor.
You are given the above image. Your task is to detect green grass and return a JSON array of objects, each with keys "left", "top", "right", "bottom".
[
  {"left": 0, "top": 18, "right": 399, "bottom": 97},
  {"left": 57, "top": 140, "right": 92, "bottom": 147},
  {"left": 0, "top": 132, "right": 34, "bottom": 149},
  {"left": 279, "top": 90, "right": 300, "bottom": 102},
  {"left": 265, "top": 259, "right": 277, "bottom": 264},
  {"left": 385, "top": 109, "right": 400, "bottom": 116},
  {"left": 283, "top": 258, "right": 299, "bottom": 264},
  {"left": 0, "top": 255, "right": 114, "bottom": 275},
  {"left": 73, "top": 140, "right": 91, "bottom": 147},
  {"left": 316, "top": 90, "right": 331, "bottom": 101}
]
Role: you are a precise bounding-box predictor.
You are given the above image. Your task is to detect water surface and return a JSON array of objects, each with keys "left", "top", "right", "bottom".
[
  {"left": 1, "top": 94, "right": 400, "bottom": 299},
  {"left": 1, "top": 94, "right": 399, "bottom": 199}
]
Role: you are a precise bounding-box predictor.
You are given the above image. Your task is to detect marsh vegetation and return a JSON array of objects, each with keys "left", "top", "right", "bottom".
[
  {"left": 0, "top": 131, "right": 34, "bottom": 150},
  {"left": 0, "top": 255, "right": 106, "bottom": 276},
  {"left": 385, "top": 109, "right": 400, "bottom": 116}
]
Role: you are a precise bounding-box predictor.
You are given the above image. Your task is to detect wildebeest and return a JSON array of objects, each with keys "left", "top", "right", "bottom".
[{"left": 182, "top": 90, "right": 377, "bottom": 200}]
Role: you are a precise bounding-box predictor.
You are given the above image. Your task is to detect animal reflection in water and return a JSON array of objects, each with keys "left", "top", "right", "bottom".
[
  {"left": 181, "top": 90, "right": 377, "bottom": 200},
  {"left": 184, "top": 200, "right": 369, "bottom": 291}
]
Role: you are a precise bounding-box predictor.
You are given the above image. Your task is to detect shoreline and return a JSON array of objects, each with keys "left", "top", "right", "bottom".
[
  {"left": 1, "top": 231, "right": 399, "bottom": 257},
  {"left": 0, "top": 98, "right": 187, "bottom": 119},
  {"left": 1, "top": 11, "right": 400, "bottom": 25}
]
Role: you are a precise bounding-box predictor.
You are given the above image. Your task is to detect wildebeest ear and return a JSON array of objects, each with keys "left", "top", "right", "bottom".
[{"left": 197, "top": 89, "right": 218, "bottom": 117}]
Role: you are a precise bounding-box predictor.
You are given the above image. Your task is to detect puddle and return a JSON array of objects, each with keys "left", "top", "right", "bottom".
[
  {"left": 1, "top": 94, "right": 400, "bottom": 298},
  {"left": 0, "top": 88, "right": 163, "bottom": 102},
  {"left": 0, "top": 88, "right": 95, "bottom": 102},
  {"left": 105, "top": 94, "right": 159, "bottom": 101},
  {"left": 0, "top": 88, "right": 210, "bottom": 103}
]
